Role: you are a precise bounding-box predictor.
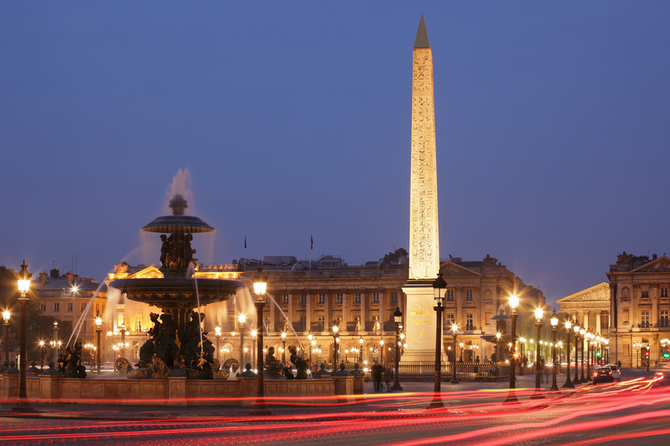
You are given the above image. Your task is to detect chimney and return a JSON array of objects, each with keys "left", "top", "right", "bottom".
[
  {"left": 65, "top": 271, "right": 74, "bottom": 287},
  {"left": 39, "top": 271, "right": 48, "bottom": 286}
]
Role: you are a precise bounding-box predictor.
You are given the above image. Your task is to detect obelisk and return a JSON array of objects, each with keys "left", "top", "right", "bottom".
[{"left": 402, "top": 15, "right": 442, "bottom": 362}]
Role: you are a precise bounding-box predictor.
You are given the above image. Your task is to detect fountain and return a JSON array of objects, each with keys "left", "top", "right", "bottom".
[{"left": 109, "top": 193, "right": 245, "bottom": 370}]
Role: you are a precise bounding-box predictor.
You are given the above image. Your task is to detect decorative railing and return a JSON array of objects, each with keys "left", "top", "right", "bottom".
[{"left": 364, "top": 361, "right": 510, "bottom": 381}]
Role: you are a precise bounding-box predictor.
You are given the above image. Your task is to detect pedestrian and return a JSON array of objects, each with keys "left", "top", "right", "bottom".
[
  {"left": 384, "top": 363, "right": 393, "bottom": 391},
  {"left": 371, "top": 360, "right": 383, "bottom": 392}
]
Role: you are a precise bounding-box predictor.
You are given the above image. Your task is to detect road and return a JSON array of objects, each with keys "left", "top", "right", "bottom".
[{"left": 1, "top": 370, "right": 668, "bottom": 445}]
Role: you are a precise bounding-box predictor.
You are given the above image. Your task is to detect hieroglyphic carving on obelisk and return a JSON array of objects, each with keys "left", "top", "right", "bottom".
[
  {"left": 402, "top": 15, "right": 443, "bottom": 363},
  {"left": 409, "top": 14, "right": 439, "bottom": 280}
]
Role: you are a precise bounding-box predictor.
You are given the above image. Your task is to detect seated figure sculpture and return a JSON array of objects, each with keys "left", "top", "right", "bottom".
[
  {"left": 289, "top": 345, "right": 310, "bottom": 379},
  {"left": 264, "top": 346, "right": 282, "bottom": 379}
]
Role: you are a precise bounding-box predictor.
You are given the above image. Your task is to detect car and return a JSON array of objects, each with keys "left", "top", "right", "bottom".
[
  {"left": 593, "top": 366, "right": 614, "bottom": 384},
  {"left": 605, "top": 364, "right": 621, "bottom": 381}
]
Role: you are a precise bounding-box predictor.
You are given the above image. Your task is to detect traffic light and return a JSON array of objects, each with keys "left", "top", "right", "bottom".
[
  {"left": 663, "top": 351, "right": 670, "bottom": 359},
  {"left": 595, "top": 351, "right": 601, "bottom": 358},
  {"left": 645, "top": 350, "right": 650, "bottom": 358}
]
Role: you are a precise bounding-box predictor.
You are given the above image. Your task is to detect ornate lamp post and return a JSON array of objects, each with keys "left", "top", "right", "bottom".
[
  {"left": 215, "top": 326, "right": 221, "bottom": 361},
  {"left": 432, "top": 272, "right": 447, "bottom": 396},
  {"left": 532, "top": 308, "right": 544, "bottom": 399},
  {"left": 563, "top": 319, "right": 574, "bottom": 388},
  {"left": 2, "top": 310, "right": 10, "bottom": 365},
  {"left": 550, "top": 309, "right": 560, "bottom": 392},
  {"left": 120, "top": 324, "right": 127, "bottom": 359},
  {"left": 332, "top": 325, "right": 339, "bottom": 367},
  {"left": 281, "top": 331, "right": 287, "bottom": 364},
  {"left": 251, "top": 329, "right": 258, "bottom": 371},
  {"left": 519, "top": 336, "right": 525, "bottom": 375},
  {"left": 359, "top": 337, "right": 364, "bottom": 364},
  {"left": 392, "top": 306, "right": 403, "bottom": 391},
  {"left": 52, "top": 321, "right": 59, "bottom": 363},
  {"left": 307, "top": 333, "right": 313, "bottom": 363},
  {"left": 13, "top": 260, "right": 34, "bottom": 412},
  {"left": 451, "top": 324, "right": 460, "bottom": 384},
  {"left": 496, "top": 332, "right": 502, "bottom": 363},
  {"left": 95, "top": 312, "right": 103, "bottom": 374},
  {"left": 572, "top": 324, "right": 581, "bottom": 384},
  {"left": 239, "top": 314, "right": 247, "bottom": 366},
  {"left": 646, "top": 345, "right": 650, "bottom": 371},
  {"left": 579, "top": 328, "right": 586, "bottom": 382},
  {"left": 586, "top": 333, "right": 593, "bottom": 381},
  {"left": 250, "top": 264, "right": 270, "bottom": 415},
  {"left": 380, "top": 339, "right": 385, "bottom": 364},
  {"left": 38, "top": 340, "right": 45, "bottom": 370},
  {"left": 508, "top": 294, "right": 519, "bottom": 391}
]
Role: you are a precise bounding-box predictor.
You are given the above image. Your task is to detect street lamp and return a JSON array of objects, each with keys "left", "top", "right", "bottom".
[
  {"left": 2, "top": 310, "right": 10, "bottom": 365},
  {"left": 250, "top": 264, "right": 270, "bottom": 415},
  {"left": 380, "top": 339, "right": 385, "bottom": 364},
  {"left": 281, "top": 331, "right": 287, "bottom": 364},
  {"left": 120, "top": 324, "right": 127, "bottom": 359},
  {"left": 95, "top": 312, "right": 103, "bottom": 374},
  {"left": 563, "top": 319, "right": 574, "bottom": 389},
  {"left": 519, "top": 336, "right": 526, "bottom": 375},
  {"left": 550, "top": 309, "right": 560, "bottom": 392},
  {"left": 359, "top": 336, "right": 364, "bottom": 364},
  {"left": 579, "top": 328, "right": 586, "bottom": 382},
  {"left": 38, "top": 340, "right": 45, "bottom": 370},
  {"left": 586, "top": 333, "right": 593, "bottom": 381},
  {"left": 251, "top": 329, "right": 258, "bottom": 371},
  {"left": 450, "top": 324, "right": 460, "bottom": 384},
  {"left": 215, "top": 326, "right": 221, "bottom": 361},
  {"left": 532, "top": 308, "right": 544, "bottom": 399},
  {"left": 496, "top": 332, "right": 502, "bottom": 363},
  {"left": 432, "top": 272, "right": 447, "bottom": 399},
  {"left": 508, "top": 294, "right": 519, "bottom": 392},
  {"left": 392, "top": 306, "right": 403, "bottom": 391},
  {"left": 308, "top": 333, "right": 313, "bottom": 363},
  {"left": 239, "top": 314, "right": 246, "bottom": 366},
  {"left": 13, "top": 260, "right": 34, "bottom": 412},
  {"left": 332, "top": 325, "right": 340, "bottom": 367},
  {"left": 52, "top": 321, "right": 59, "bottom": 363}
]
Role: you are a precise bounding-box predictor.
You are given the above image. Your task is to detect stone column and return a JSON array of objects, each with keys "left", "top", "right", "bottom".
[
  {"left": 361, "top": 293, "right": 367, "bottom": 331},
  {"left": 306, "top": 293, "right": 312, "bottom": 332},
  {"left": 652, "top": 284, "right": 658, "bottom": 326},
  {"left": 379, "top": 291, "right": 386, "bottom": 330},
  {"left": 583, "top": 310, "right": 589, "bottom": 331},
  {"left": 287, "top": 294, "right": 294, "bottom": 331},
  {"left": 455, "top": 287, "right": 462, "bottom": 326},
  {"left": 342, "top": 293, "right": 348, "bottom": 331},
  {"left": 324, "top": 294, "right": 331, "bottom": 330},
  {"left": 596, "top": 310, "right": 601, "bottom": 335}
]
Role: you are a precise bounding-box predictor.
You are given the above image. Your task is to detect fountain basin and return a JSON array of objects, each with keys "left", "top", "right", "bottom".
[{"left": 109, "top": 277, "right": 245, "bottom": 310}]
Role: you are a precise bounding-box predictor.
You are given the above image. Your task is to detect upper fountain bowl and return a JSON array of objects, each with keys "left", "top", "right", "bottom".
[{"left": 142, "top": 194, "right": 214, "bottom": 234}]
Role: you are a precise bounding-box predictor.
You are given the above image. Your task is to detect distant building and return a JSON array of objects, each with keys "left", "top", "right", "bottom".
[{"left": 607, "top": 253, "right": 670, "bottom": 367}]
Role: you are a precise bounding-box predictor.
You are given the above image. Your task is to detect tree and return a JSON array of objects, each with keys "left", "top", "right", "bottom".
[{"left": 0, "top": 265, "right": 70, "bottom": 360}]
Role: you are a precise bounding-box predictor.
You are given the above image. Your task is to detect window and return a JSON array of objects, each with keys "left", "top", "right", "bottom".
[
  {"left": 336, "top": 294, "right": 343, "bottom": 304},
  {"left": 282, "top": 295, "right": 289, "bottom": 305},
  {"left": 354, "top": 294, "right": 361, "bottom": 304},
  {"left": 661, "top": 310, "right": 669, "bottom": 328},
  {"left": 40, "top": 304, "right": 46, "bottom": 312},
  {"left": 53, "top": 303, "right": 60, "bottom": 312},
  {"left": 465, "top": 289, "right": 473, "bottom": 301},
  {"left": 66, "top": 303, "right": 73, "bottom": 312},
  {"left": 318, "top": 294, "right": 325, "bottom": 304},
  {"left": 80, "top": 303, "right": 87, "bottom": 312},
  {"left": 465, "top": 314, "right": 474, "bottom": 330},
  {"left": 390, "top": 292, "right": 398, "bottom": 304},
  {"left": 446, "top": 289, "right": 454, "bottom": 302},
  {"left": 641, "top": 311, "right": 650, "bottom": 326},
  {"left": 372, "top": 293, "right": 379, "bottom": 303},
  {"left": 317, "top": 315, "right": 325, "bottom": 329},
  {"left": 135, "top": 315, "right": 142, "bottom": 332},
  {"left": 300, "top": 294, "right": 307, "bottom": 305},
  {"left": 446, "top": 313, "right": 455, "bottom": 326},
  {"left": 642, "top": 291, "right": 650, "bottom": 298},
  {"left": 662, "top": 288, "right": 669, "bottom": 298}
]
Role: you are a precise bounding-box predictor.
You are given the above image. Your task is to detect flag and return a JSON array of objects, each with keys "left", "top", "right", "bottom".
[
  {"left": 311, "top": 235, "right": 313, "bottom": 250},
  {"left": 244, "top": 236, "right": 247, "bottom": 249}
]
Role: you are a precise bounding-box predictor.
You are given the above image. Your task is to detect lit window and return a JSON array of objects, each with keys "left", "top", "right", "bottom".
[
  {"left": 466, "top": 314, "right": 474, "bottom": 330},
  {"left": 446, "top": 290, "right": 454, "bottom": 302},
  {"left": 282, "top": 295, "right": 289, "bottom": 305},
  {"left": 354, "top": 294, "right": 361, "bottom": 304}
]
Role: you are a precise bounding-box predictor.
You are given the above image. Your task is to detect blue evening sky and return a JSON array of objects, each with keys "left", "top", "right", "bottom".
[{"left": 2, "top": 1, "right": 669, "bottom": 306}]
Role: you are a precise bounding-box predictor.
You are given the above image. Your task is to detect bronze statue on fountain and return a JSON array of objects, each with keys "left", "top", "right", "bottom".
[{"left": 110, "top": 193, "right": 245, "bottom": 375}]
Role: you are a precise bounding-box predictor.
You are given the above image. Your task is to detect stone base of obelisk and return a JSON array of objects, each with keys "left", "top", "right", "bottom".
[{"left": 401, "top": 280, "right": 443, "bottom": 364}]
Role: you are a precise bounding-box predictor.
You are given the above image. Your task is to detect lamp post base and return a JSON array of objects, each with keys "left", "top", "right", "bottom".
[
  {"left": 503, "top": 390, "right": 519, "bottom": 404},
  {"left": 428, "top": 394, "right": 444, "bottom": 409},
  {"left": 450, "top": 377, "right": 460, "bottom": 385},
  {"left": 391, "top": 382, "right": 403, "bottom": 391},
  {"left": 562, "top": 377, "right": 575, "bottom": 389},
  {"left": 11, "top": 400, "right": 35, "bottom": 413},
  {"left": 530, "top": 390, "right": 545, "bottom": 400},
  {"left": 249, "top": 404, "right": 272, "bottom": 416}
]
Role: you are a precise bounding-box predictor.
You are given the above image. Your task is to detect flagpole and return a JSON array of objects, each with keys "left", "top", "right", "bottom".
[
  {"left": 244, "top": 236, "right": 247, "bottom": 272},
  {"left": 310, "top": 235, "right": 312, "bottom": 271}
]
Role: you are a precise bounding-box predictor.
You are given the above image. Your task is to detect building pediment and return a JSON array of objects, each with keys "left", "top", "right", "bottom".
[
  {"left": 557, "top": 282, "right": 610, "bottom": 303},
  {"left": 629, "top": 256, "right": 670, "bottom": 273},
  {"left": 439, "top": 262, "right": 482, "bottom": 277}
]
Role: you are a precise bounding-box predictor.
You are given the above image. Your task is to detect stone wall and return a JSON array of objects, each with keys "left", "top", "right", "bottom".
[{"left": 0, "top": 374, "right": 355, "bottom": 406}]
